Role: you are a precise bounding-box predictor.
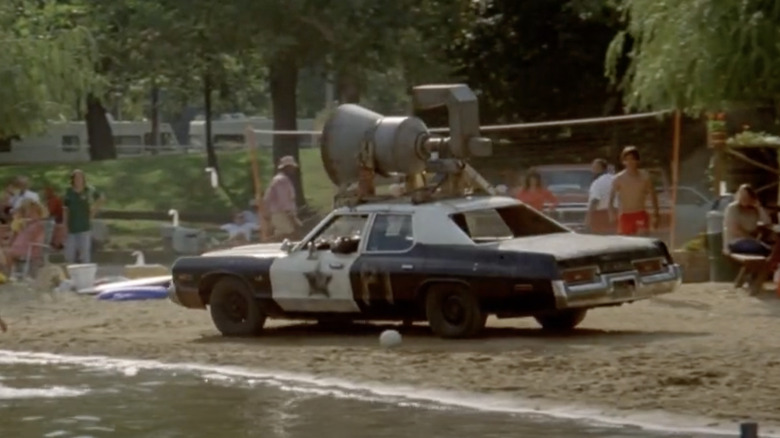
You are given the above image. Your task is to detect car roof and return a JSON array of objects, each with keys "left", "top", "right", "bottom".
[{"left": 333, "top": 195, "right": 522, "bottom": 215}]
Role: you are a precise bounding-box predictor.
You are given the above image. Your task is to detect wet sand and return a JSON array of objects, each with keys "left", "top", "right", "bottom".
[{"left": 1, "top": 282, "right": 779, "bottom": 430}]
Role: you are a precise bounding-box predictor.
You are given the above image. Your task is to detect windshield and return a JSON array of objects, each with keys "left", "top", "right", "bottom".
[{"left": 536, "top": 169, "right": 593, "bottom": 192}]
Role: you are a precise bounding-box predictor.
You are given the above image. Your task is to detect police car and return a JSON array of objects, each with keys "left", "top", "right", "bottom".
[{"left": 168, "top": 195, "right": 681, "bottom": 339}]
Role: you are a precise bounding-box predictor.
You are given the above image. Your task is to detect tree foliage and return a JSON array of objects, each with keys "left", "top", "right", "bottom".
[
  {"left": 0, "top": 1, "right": 97, "bottom": 138},
  {"left": 450, "top": 0, "right": 622, "bottom": 123},
  {"left": 606, "top": 0, "right": 780, "bottom": 112}
]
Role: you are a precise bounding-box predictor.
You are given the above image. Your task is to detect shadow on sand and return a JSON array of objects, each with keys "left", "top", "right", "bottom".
[{"left": 192, "top": 321, "right": 709, "bottom": 352}]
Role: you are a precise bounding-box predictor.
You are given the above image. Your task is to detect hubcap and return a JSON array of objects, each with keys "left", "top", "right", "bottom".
[
  {"left": 442, "top": 294, "right": 466, "bottom": 325},
  {"left": 223, "top": 290, "right": 249, "bottom": 323}
]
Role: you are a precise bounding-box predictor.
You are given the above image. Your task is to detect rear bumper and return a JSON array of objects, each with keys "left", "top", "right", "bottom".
[{"left": 551, "top": 264, "right": 682, "bottom": 309}]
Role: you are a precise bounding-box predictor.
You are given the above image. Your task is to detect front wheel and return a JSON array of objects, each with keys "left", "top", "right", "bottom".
[
  {"left": 534, "top": 309, "right": 587, "bottom": 331},
  {"left": 425, "top": 283, "right": 486, "bottom": 339},
  {"left": 209, "top": 277, "right": 266, "bottom": 336}
]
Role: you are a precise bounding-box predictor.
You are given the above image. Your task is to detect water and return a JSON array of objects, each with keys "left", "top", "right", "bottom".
[{"left": 0, "top": 351, "right": 734, "bottom": 438}]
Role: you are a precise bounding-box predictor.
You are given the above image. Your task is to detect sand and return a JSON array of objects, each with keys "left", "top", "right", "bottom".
[{"left": 1, "top": 282, "right": 780, "bottom": 430}]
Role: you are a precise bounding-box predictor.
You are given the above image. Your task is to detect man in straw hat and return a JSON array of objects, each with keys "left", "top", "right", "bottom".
[{"left": 263, "top": 155, "right": 303, "bottom": 240}]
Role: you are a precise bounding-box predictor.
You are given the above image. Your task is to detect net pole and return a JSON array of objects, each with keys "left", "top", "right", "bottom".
[
  {"left": 245, "top": 125, "right": 270, "bottom": 242},
  {"left": 669, "top": 111, "right": 681, "bottom": 250}
]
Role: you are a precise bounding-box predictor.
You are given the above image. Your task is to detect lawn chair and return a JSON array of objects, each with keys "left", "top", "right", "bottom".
[{"left": 11, "top": 218, "right": 56, "bottom": 280}]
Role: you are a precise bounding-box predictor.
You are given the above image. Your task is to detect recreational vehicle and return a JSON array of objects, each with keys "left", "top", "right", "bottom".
[
  {"left": 0, "top": 119, "right": 181, "bottom": 165},
  {"left": 188, "top": 114, "right": 319, "bottom": 150}
]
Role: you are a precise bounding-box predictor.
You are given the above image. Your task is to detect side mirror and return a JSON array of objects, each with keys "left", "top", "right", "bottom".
[{"left": 280, "top": 239, "right": 293, "bottom": 253}]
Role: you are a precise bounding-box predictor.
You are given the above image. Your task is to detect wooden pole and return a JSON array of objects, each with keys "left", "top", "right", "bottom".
[
  {"left": 670, "top": 111, "right": 681, "bottom": 250},
  {"left": 740, "top": 422, "right": 758, "bottom": 438},
  {"left": 245, "top": 126, "right": 270, "bottom": 242}
]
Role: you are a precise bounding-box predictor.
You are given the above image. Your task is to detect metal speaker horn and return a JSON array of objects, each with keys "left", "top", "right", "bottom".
[{"left": 320, "top": 104, "right": 431, "bottom": 186}]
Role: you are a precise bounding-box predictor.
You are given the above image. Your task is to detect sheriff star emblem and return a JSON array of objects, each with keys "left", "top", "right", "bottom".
[{"left": 304, "top": 261, "right": 332, "bottom": 297}]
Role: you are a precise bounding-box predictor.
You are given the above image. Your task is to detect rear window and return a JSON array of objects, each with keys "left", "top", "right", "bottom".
[{"left": 450, "top": 205, "right": 568, "bottom": 244}]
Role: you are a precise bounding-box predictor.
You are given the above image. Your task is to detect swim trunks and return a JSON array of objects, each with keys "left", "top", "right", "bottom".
[{"left": 618, "top": 211, "right": 649, "bottom": 236}]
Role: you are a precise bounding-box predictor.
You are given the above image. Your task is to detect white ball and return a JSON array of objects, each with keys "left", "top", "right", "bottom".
[{"left": 379, "top": 329, "right": 402, "bottom": 348}]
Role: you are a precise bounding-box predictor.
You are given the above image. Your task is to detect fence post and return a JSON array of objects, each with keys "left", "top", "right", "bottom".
[{"left": 740, "top": 422, "right": 758, "bottom": 438}]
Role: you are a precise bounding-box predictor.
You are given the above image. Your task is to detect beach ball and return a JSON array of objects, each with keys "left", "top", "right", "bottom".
[{"left": 379, "top": 329, "right": 402, "bottom": 348}]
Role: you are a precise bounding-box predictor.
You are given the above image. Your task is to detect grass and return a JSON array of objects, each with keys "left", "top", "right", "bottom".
[{"left": 0, "top": 148, "right": 334, "bottom": 215}]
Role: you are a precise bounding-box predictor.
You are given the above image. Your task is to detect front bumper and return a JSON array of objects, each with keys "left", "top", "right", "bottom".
[
  {"left": 551, "top": 263, "right": 682, "bottom": 309},
  {"left": 167, "top": 283, "right": 182, "bottom": 306},
  {"left": 167, "top": 283, "right": 206, "bottom": 309}
]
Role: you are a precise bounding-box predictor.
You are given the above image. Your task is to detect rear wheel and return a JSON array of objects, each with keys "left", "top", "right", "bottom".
[
  {"left": 534, "top": 309, "right": 587, "bottom": 331},
  {"left": 209, "top": 277, "right": 266, "bottom": 336},
  {"left": 425, "top": 283, "right": 486, "bottom": 339}
]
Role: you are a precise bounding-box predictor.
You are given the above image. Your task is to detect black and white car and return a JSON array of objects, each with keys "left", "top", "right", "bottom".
[{"left": 168, "top": 195, "right": 682, "bottom": 339}]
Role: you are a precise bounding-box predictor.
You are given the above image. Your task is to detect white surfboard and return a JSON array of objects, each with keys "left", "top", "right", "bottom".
[{"left": 78, "top": 275, "right": 172, "bottom": 295}]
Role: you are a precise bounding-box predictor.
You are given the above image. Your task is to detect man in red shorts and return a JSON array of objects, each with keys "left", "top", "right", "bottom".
[{"left": 608, "top": 146, "right": 660, "bottom": 236}]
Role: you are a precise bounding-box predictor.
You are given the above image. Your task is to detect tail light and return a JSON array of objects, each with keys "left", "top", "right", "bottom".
[
  {"left": 562, "top": 266, "right": 599, "bottom": 284},
  {"left": 633, "top": 258, "right": 665, "bottom": 275}
]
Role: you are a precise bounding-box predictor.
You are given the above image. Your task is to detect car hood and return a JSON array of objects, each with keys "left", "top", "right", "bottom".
[
  {"left": 201, "top": 242, "right": 286, "bottom": 258},
  {"left": 493, "top": 232, "right": 661, "bottom": 261}
]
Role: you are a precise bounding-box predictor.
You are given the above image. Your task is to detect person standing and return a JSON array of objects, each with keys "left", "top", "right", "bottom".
[
  {"left": 63, "top": 169, "right": 103, "bottom": 263},
  {"left": 608, "top": 146, "right": 660, "bottom": 236},
  {"left": 585, "top": 158, "right": 615, "bottom": 234},
  {"left": 515, "top": 170, "right": 558, "bottom": 213},
  {"left": 263, "top": 156, "right": 302, "bottom": 241}
]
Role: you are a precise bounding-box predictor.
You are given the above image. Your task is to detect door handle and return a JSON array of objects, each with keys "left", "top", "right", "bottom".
[
  {"left": 329, "top": 262, "right": 344, "bottom": 269},
  {"left": 401, "top": 264, "right": 413, "bottom": 270}
]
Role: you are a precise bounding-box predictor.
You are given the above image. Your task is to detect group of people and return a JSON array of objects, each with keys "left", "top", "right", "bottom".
[
  {"left": 511, "top": 146, "right": 661, "bottom": 236},
  {"left": 0, "top": 170, "right": 103, "bottom": 272}
]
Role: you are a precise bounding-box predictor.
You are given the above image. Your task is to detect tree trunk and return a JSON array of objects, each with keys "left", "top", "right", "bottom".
[
  {"left": 203, "top": 72, "right": 219, "bottom": 173},
  {"left": 337, "top": 70, "right": 361, "bottom": 104},
  {"left": 85, "top": 94, "right": 117, "bottom": 161},
  {"left": 269, "top": 51, "right": 306, "bottom": 207},
  {"left": 149, "top": 85, "right": 160, "bottom": 151}
]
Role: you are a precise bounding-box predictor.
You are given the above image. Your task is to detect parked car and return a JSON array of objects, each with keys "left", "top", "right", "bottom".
[{"left": 168, "top": 196, "right": 682, "bottom": 339}]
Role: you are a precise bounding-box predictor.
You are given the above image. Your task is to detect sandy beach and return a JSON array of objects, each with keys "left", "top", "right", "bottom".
[{"left": 1, "top": 282, "right": 780, "bottom": 430}]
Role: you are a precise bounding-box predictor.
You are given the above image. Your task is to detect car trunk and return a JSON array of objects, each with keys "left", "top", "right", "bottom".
[{"left": 494, "top": 233, "right": 668, "bottom": 272}]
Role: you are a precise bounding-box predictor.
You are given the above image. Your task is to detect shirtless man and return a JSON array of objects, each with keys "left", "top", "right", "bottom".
[{"left": 608, "top": 146, "right": 660, "bottom": 236}]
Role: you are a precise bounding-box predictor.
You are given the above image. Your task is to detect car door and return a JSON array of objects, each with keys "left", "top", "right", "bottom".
[
  {"left": 351, "top": 213, "right": 418, "bottom": 309},
  {"left": 269, "top": 213, "right": 370, "bottom": 313}
]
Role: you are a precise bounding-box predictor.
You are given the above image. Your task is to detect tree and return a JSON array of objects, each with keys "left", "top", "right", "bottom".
[
  {"left": 0, "top": 1, "right": 96, "bottom": 143},
  {"left": 606, "top": 0, "right": 780, "bottom": 112},
  {"left": 449, "top": 0, "right": 623, "bottom": 123}
]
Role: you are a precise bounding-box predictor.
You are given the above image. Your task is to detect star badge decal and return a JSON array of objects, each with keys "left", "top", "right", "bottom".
[{"left": 304, "top": 261, "right": 332, "bottom": 297}]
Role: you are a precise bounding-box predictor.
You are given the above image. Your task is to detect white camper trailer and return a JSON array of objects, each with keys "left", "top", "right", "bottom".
[
  {"left": 0, "top": 118, "right": 181, "bottom": 164},
  {"left": 188, "top": 114, "right": 319, "bottom": 150}
]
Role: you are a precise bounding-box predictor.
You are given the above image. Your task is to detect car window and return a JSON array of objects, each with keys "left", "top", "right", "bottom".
[
  {"left": 312, "top": 214, "right": 369, "bottom": 242},
  {"left": 537, "top": 170, "right": 592, "bottom": 192},
  {"left": 365, "top": 214, "right": 414, "bottom": 252}
]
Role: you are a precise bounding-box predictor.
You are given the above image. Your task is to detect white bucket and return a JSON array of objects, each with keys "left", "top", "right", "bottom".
[{"left": 66, "top": 264, "right": 98, "bottom": 292}]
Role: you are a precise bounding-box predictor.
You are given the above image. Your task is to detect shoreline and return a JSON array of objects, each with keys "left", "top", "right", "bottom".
[
  {"left": 2, "top": 282, "right": 780, "bottom": 434},
  {"left": 0, "top": 349, "right": 769, "bottom": 437}
]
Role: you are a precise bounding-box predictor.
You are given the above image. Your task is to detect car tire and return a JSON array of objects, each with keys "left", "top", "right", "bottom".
[
  {"left": 209, "top": 277, "right": 266, "bottom": 337},
  {"left": 534, "top": 309, "right": 587, "bottom": 331},
  {"left": 425, "top": 283, "right": 486, "bottom": 339}
]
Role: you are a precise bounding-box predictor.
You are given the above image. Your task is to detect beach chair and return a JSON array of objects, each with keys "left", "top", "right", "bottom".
[{"left": 11, "top": 219, "right": 56, "bottom": 280}]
